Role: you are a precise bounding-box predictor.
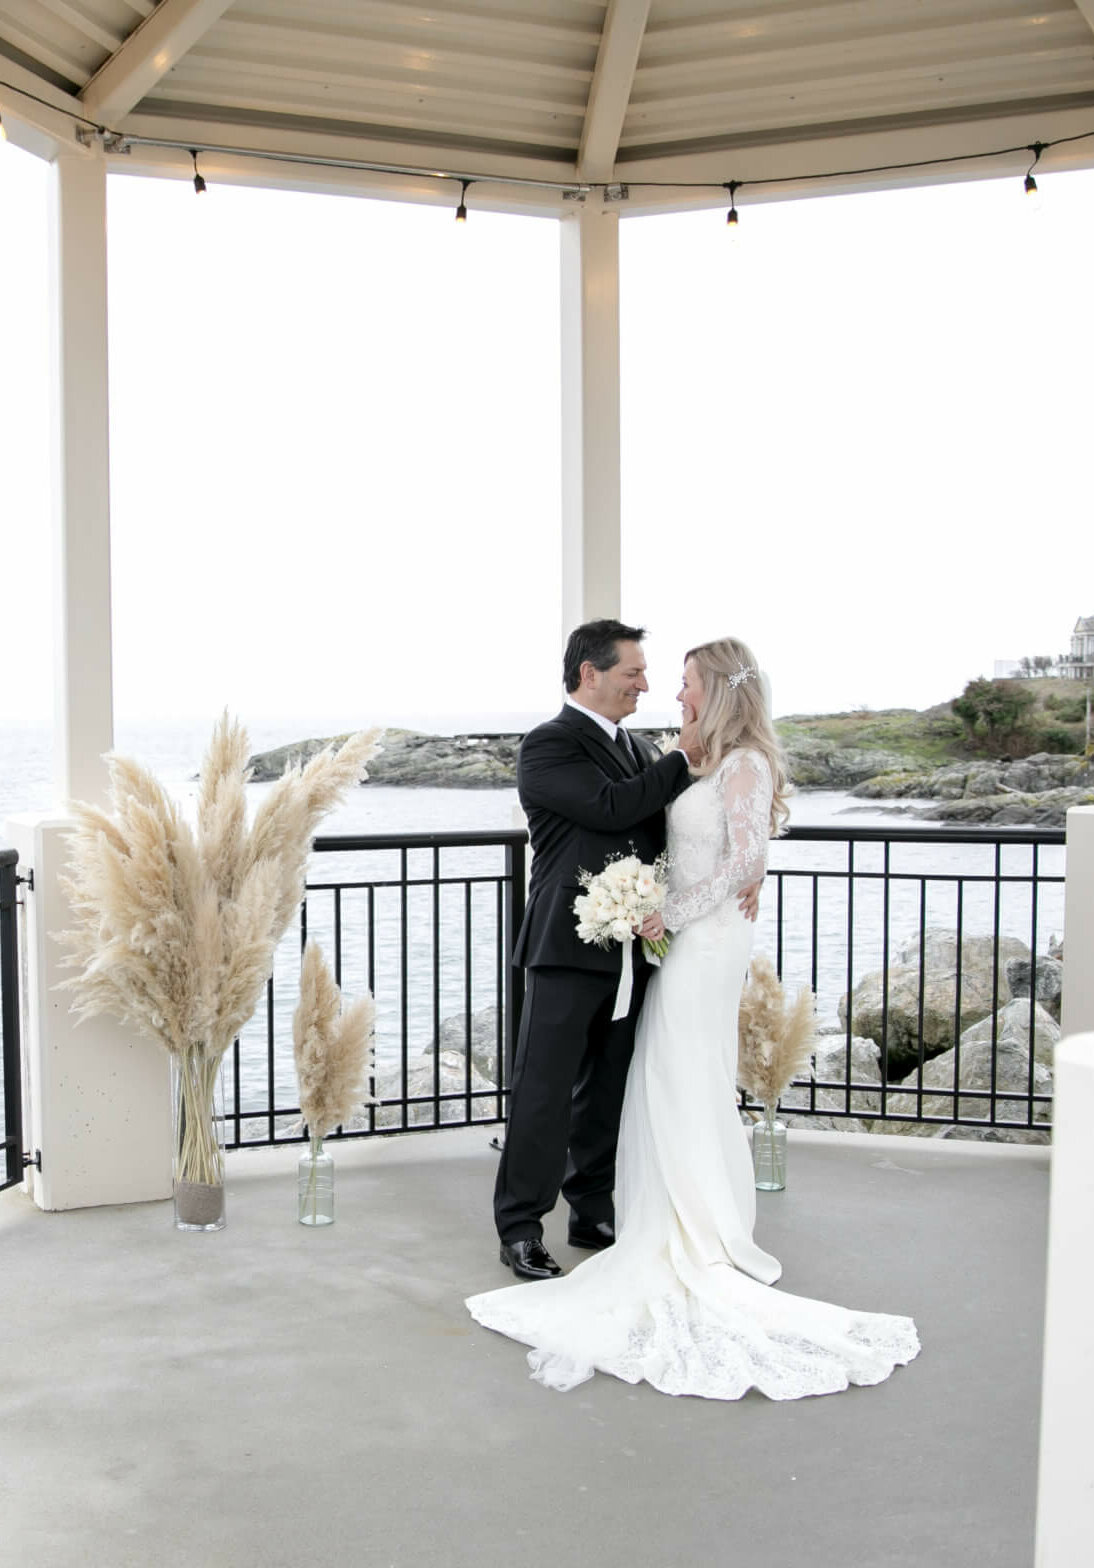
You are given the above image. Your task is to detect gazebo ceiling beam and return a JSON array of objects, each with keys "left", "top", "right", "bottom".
[
  {"left": 116, "top": 106, "right": 585, "bottom": 190},
  {"left": 577, "top": 0, "right": 652, "bottom": 182},
  {"left": 1072, "top": 1, "right": 1094, "bottom": 41},
  {"left": 79, "top": 0, "right": 235, "bottom": 123}
]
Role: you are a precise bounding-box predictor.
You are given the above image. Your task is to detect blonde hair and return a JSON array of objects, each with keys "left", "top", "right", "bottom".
[{"left": 684, "top": 636, "right": 790, "bottom": 836}]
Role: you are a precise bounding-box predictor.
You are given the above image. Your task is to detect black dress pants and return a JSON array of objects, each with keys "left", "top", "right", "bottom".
[{"left": 493, "top": 960, "right": 650, "bottom": 1245}]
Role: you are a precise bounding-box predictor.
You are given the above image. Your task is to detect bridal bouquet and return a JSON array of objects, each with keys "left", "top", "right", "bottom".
[{"left": 574, "top": 852, "right": 670, "bottom": 1020}]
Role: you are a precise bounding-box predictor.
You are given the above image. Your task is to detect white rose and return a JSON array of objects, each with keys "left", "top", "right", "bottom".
[{"left": 610, "top": 918, "right": 633, "bottom": 943}]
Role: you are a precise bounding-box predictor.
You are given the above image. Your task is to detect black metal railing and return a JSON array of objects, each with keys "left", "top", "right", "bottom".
[
  {"left": 1, "top": 849, "right": 24, "bottom": 1191},
  {"left": 221, "top": 822, "right": 1063, "bottom": 1149},
  {"left": 224, "top": 830, "right": 526, "bottom": 1149},
  {"left": 753, "top": 825, "right": 1065, "bottom": 1134}
]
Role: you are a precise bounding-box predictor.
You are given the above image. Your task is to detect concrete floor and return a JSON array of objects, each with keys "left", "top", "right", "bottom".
[{"left": 1, "top": 1127, "right": 1048, "bottom": 1568}]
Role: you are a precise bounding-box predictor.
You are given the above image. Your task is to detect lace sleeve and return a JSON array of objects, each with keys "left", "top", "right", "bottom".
[{"left": 662, "top": 751, "right": 772, "bottom": 933}]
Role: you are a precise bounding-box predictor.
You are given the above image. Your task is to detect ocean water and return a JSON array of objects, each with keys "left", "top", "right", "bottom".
[{"left": 1, "top": 719, "right": 1065, "bottom": 1112}]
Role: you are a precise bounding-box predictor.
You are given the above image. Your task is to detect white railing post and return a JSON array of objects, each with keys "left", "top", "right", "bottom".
[
  {"left": 1035, "top": 1032, "right": 1094, "bottom": 1564},
  {"left": 1061, "top": 805, "right": 1094, "bottom": 1036}
]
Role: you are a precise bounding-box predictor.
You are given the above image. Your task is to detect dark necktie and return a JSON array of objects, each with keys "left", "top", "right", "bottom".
[{"left": 614, "top": 727, "right": 635, "bottom": 771}]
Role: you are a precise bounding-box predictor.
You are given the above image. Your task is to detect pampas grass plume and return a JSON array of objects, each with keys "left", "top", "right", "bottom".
[
  {"left": 293, "top": 942, "right": 377, "bottom": 1138},
  {"left": 737, "top": 953, "right": 817, "bottom": 1106},
  {"left": 57, "top": 714, "right": 384, "bottom": 1063}
]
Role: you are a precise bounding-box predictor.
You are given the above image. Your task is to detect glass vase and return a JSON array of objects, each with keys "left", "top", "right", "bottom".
[
  {"left": 752, "top": 1104, "right": 787, "bottom": 1192},
  {"left": 298, "top": 1137, "right": 334, "bottom": 1226},
  {"left": 172, "top": 1049, "right": 227, "bottom": 1231}
]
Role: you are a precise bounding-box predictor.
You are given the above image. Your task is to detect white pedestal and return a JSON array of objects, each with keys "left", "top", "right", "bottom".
[
  {"left": 1035, "top": 1031, "right": 1094, "bottom": 1564},
  {"left": 5, "top": 813, "right": 172, "bottom": 1210}
]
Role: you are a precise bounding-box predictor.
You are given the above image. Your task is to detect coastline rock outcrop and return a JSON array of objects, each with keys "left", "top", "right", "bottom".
[
  {"left": 777, "top": 739, "right": 909, "bottom": 789},
  {"left": 248, "top": 727, "right": 927, "bottom": 792},
  {"left": 853, "top": 752, "right": 1094, "bottom": 826},
  {"left": 248, "top": 728, "right": 522, "bottom": 787}
]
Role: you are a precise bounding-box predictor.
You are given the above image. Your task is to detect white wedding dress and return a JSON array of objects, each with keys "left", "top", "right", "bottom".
[{"left": 467, "top": 749, "right": 920, "bottom": 1399}]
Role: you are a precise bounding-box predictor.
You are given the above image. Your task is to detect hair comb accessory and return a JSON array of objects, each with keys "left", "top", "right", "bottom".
[{"left": 727, "top": 666, "right": 756, "bottom": 690}]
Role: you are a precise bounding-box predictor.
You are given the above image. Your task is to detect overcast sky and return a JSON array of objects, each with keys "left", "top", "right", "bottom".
[{"left": 2, "top": 140, "right": 1091, "bottom": 731}]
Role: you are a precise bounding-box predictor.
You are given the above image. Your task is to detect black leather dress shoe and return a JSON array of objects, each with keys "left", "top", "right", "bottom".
[
  {"left": 567, "top": 1218, "right": 616, "bottom": 1251},
  {"left": 499, "top": 1239, "right": 564, "bottom": 1280}
]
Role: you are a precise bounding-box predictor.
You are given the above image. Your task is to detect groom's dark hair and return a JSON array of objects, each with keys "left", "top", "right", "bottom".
[{"left": 563, "top": 619, "right": 647, "bottom": 693}]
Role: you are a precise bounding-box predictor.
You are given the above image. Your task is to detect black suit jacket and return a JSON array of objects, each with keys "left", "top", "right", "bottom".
[{"left": 512, "top": 705, "right": 691, "bottom": 973}]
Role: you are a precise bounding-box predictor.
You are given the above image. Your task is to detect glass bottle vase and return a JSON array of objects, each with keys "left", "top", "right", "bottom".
[
  {"left": 298, "top": 1137, "right": 335, "bottom": 1226},
  {"left": 172, "top": 1049, "right": 227, "bottom": 1231},
  {"left": 752, "top": 1104, "right": 787, "bottom": 1192}
]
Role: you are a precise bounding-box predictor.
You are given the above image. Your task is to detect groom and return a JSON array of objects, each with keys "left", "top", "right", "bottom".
[{"left": 494, "top": 620, "right": 706, "bottom": 1280}]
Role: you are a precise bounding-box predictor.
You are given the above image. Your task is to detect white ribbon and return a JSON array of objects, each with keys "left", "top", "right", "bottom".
[{"left": 611, "top": 933, "right": 635, "bottom": 1021}]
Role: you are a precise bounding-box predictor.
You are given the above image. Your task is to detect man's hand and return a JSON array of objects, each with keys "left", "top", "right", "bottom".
[
  {"left": 678, "top": 714, "right": 701, "bottom": 764},
  {"left": 737, "top": 879, "right": 763, "bottom": 923},
  {"left": 638, "top": 913, "right": 665, "bottom": 942}
]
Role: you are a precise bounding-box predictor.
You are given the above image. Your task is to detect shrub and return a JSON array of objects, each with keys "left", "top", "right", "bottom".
[
  {"left": 1043, "top": 693, "right": 1087, "bottom": 723},
  {"left": 1033, "top": 724, "right": 1084, "bottom": 754},
  {"left": 953, "top": 679, "right": 1036, "bottom": 756}
]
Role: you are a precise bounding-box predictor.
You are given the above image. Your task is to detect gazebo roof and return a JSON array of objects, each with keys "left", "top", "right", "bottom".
[{"left": 2, "top": 0, "right": 1094, "bottom": 214}]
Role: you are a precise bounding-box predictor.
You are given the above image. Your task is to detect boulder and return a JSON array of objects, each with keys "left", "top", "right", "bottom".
[
  {"left": 959, "top": 998, "right": 1059, "bottom": 1067},
  {"left": 425, "top": 1005, "right": 504, "bottom": 1084},
  {"left": 851, "top": 772, "right": 931, "bottom": 800},
  {"left": 839, "top": 928, "right": 1030, "bottom": 1080},
  {"left": 1004, "top": 957, "right": 1063, "bottom": 1019},
  {"left": 875, "top": 1000, "right": 1056, "bottom": 1137},
  {"left": 782, "top": 1035, "right": 882, "bottom": 1117},
  {"left": 368, "top": 1049, "right": 498, "bottom": 1128}
]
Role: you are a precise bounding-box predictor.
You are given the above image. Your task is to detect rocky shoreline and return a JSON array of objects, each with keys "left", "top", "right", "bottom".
[
  {"left": 246, "top": 727, "right": 1094, "bottom": 823},
  {"left": 247, "top": 727, "right": 939, "bottom": 794},
  {"left": 852, "top": 753, "right": 1094, "bottom": 827}
]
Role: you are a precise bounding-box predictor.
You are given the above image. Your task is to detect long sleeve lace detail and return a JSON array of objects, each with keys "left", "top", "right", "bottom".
[{"left": 662, "top": 749, "right": 772, "bottom": 933}]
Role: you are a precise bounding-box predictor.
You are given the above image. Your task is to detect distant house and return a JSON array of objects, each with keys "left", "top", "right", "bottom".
[{"left": 1058, "top": 616, "right": 1094, "bottom": 681}]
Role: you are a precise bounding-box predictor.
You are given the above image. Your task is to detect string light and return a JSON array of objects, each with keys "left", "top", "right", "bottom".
[
  {"left": 1024, "top": 141, "right": 1045, "bottom": 199},
  {"left": 0, "top": 70, "right": 1092, "bottom": 213}
]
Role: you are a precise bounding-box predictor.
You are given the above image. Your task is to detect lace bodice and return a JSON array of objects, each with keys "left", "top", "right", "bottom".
[{"left": 662, "top": 748, "right": 773, "bottom": 932}]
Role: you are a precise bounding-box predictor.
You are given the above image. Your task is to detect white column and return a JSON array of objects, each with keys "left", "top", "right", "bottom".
[
  {"left": 1, "top": 145, "right": 172, "bottom": 1210},
  {"left": 559, "top": 205, "right": 622, "bottom": 637},
  {"left": 49, "top": 149, "right": 115, "bottom": 808},
  {"left": 1061, "top": 806, "right": 1094, "bottom": 1037},
  {"left": 1035, "top": 1031, "right": 1094, "bottom": 1565}
]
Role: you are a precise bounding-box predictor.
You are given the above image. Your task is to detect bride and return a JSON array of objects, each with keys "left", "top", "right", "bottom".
[{"left": 466, "top": 636, "right": 920, "bottom": 1400}]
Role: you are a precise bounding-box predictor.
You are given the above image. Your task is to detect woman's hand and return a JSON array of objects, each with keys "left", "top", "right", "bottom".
[{"left": 639, "top": 913, "right": 665, "bottom": 942}]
